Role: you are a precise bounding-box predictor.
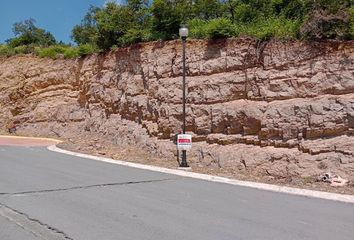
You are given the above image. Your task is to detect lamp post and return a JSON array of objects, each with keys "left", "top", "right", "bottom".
[{"left": 179, "top": 25, "right": 189, "bottom": 168}]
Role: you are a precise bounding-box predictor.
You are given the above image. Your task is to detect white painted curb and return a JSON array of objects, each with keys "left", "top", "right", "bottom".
[{"left": 47, "top": 145, "right": 354, "bottom": 204}]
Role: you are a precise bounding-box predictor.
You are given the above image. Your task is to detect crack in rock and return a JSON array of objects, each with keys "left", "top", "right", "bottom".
[
  {"left": 0, "top": 178, "right": 176, "bottom": 197},
  {"left": 0, "top": 203, "right": 74, "bottom": 240}
]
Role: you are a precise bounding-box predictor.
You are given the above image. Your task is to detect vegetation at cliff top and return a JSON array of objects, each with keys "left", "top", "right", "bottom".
[{"left": 1, "top": 0, "right": 354, "bottom": 59}]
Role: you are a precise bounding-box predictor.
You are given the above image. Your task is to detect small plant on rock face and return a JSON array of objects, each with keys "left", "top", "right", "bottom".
[
  {"left": 302, "top": 176, "right": 315, "bottom": 184},
  {"left": 318, "top": 161, "right": 327, "bottom": 170}
]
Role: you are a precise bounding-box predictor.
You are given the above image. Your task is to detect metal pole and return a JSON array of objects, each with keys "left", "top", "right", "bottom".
[
  {"left": 182, "top": 37, "right": 186, "bottom": 135},
  {"left": 180, "top": 37, "right": 189, "bottom": 168}
]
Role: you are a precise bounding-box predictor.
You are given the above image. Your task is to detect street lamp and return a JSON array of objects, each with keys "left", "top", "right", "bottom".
[{"left": 179, "top": 25, "right": 189, "bottom": 168}]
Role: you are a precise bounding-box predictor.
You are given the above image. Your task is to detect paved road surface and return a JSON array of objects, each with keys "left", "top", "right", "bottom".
[{"left": 0, "top": 146, "right": 353, "bottom": 240}]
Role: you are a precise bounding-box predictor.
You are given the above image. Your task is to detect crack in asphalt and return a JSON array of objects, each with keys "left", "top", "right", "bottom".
[
  {"left": 0, "top": 203, "right": 74, "bottom": 240},
  {"left": 0, "top": 178, "right": 177, "bottom": 239},
  {"left": 0, "top": 178, "right": 177, "bottom": 197}
]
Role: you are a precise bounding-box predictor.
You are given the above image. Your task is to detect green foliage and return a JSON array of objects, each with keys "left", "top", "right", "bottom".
[
  {"left": 350, "top": 6, "right": 354, "bottom": 38},
  {"left": 73, "top": 0, "right": 352, "bottom": 49},
  {"left": 206, "top": 18, "right": 237, "bottom": 39},
  {"left": 189, "top": 18, "right": 237, "bottom": 39},
  {"left": 37, "top": 44, "right": 96, "bottom": 59},
  {"left": 0, "top": 45, "right": 16, "bottom": 57},
  {"left": 274, "top": 0, "right": 306, "bottom": 19},
  {"left": 234, "top": 3, "right": 257, "bottom": 23},
  {"left": 72, "top": 1, "right": 151, "bottom": 50},
  {"left": 63, "top": 47, "right": 79, "bottom": 59},
  {"left": 306, "top": 0, "right": 353, "bottom": 13},
  {"left": 150, "top": 0, "right": 183, "bottom": 40},
  {"left": 118, "top": 29, "right": 153, "bottom": 47},
  {"left": 238, "top": 17, "right": 301, "bottom": 40},
  {"left": 193, "top": 0, "right": 223, "bottom": 20},
  {"left": 0, "top": 43, "right": 96, "bottom": 60},
  {"left": 7, "top": 19, "right": 56, "bottom": 47},
  {"left": 188, "top": 19, "right": 208, "bottom": 39},
  {"left": 300, "top": 9, "right": 352, "bottom": 40},
  {"left": 71, "top": 7, "right": 100, "bottom": 46},
  {"left": 13, "top": 45, "right": 31, "bottom": 54},
  {"left": 38, "top": 45, "right": 66, "bottom": 59},
  {"left": 77, "top": 43, "right": 97, "bottom": 56},
  {"left": 2, "top": 0, "right": 354, "bottom": 58}
]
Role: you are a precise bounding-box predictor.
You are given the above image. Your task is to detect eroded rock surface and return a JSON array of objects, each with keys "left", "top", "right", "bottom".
[{"left": 0, "top": 38, "right": 353, "bottom": 183}]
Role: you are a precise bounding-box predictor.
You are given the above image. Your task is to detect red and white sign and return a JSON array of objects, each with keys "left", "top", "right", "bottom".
[{"left": 177, "top": 134, "right": 192, "bottom": 150}]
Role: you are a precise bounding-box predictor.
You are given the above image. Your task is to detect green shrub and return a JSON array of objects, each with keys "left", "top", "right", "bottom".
[
  {"left": 188, "top": 19, "right": 208, "bottom": 39},
  {"left": 13, "top": 45, "right": 33, "bottom": 54},
  {"left": 349, "top": 6, "right": 354, "bottom": 39},
  {"left": 118, "top": 29, "right": 153, "bottom": 47},
  {"left": 205, "top": 18, "right": 237, "bottom": 39},
  {"left": 189, "top": 18, "right": 237, "bottom": 39},
  {"left": 63, "top": 47, "right": 80, "bottom": 59},
  {"left": 300, "top": 8, "right": 353, "bottom": 40},
  {"left": 238, "top": 17, "right": 300, "bottom": 40},
  {"left": 234, "top": 3, "right": 257, "bottom": 23},
  {"left": 77, "top": 44, "right": 97, "bottom": 56},
  {"left": 0, "top": 44, "right": 42, "bottom": 57},
  {"left": 0, "top": 45, "right": 16, "bottom": 57},
  {"left": 38, "top": 45, "right": 93, "bottom": 59},
  {"left": 38, "top": 45, "right": 66, "bottom": 59},
  {"left": 13, "top": 45, "right": 27, "bottom": 54},
  {"left": 189, "top": 17, "right": 300, "bottom": 40}
]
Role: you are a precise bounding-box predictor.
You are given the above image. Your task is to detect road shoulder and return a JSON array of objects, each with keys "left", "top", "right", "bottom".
[{"left": 48, "top": 145, "right": 354, "bottom": 204}]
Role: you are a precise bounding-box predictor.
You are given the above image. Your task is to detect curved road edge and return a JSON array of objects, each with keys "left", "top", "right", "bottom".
[{"left": 47, "top": 144, "right": 354, "bottom": 204}]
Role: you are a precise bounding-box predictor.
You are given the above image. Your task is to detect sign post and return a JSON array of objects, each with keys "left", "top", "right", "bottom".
[{"left": 177, "top": 134, "right": 192, "bottom": 151}]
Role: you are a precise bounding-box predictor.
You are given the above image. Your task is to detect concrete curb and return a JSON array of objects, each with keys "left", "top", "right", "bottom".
[{"left": 48, "top": 145, "right": 354, "bottom": 204}]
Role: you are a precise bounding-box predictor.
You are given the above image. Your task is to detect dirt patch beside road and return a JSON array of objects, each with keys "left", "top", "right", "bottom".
[
  {"left": 0, "top": 135, "right": 61, "bottom": 147},
  {"left": 56, "top": 135, "right": 354, "bottom": 196}
]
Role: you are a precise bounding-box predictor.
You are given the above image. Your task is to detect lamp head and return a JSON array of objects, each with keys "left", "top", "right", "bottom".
[{"left": 179, "top": 25, "right": 188, "bottom": 39}]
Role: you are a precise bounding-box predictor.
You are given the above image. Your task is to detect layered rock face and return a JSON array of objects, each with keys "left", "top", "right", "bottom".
[{"left": 0, "top": 38, "right": 353, "bottom": 181}]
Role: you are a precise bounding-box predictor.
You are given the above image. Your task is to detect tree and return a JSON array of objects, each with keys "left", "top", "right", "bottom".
[
  {"left": 222, "top": 0, "right": 240, "bottom": 23},
  {"left": 70, "top": 0, "right": 354, "bottom": 50},
  {"left": 72, "top": 2, "right": 152, "bottom": 50},
  {"left": 300, "top": 0, "right": 354, "bottom": 39},
  {"left": 151, "top": 0, "right": 196, "bottom": 40},
  {"left": 7, "top": 18, "right": 56, "bottom": 47},
  {"left": 193, "top": 0, "right": 223, "bottom": 20},
  {"left": 306, "top": 0, "right": 354, "bottom": 13},
  {"left": 71, "top": 6, "right": 100, "bottom": 46}
]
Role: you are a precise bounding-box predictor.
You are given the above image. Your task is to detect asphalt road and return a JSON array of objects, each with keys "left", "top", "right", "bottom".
[{"left": 0, "top": 146, "right": 353, "bottom": 240}]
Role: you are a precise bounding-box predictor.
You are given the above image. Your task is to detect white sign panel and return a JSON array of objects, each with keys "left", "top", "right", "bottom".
[{"left": 177, "top": 134, "right": 192, "bottom": 150}]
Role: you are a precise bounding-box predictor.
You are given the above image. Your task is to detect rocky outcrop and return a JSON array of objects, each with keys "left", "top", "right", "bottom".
[{"left": 0, "top": 38, "right": 353, "bottom": 183}]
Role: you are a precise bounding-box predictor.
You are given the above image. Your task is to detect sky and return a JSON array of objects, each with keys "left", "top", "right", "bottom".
[{"left": 0, "top": 0, "right": 124, "bottom": 44}]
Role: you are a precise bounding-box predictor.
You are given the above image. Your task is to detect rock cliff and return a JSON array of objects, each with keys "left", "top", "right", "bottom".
[{"left": 1, "top": 38, "right": 353, "bottom": 183}]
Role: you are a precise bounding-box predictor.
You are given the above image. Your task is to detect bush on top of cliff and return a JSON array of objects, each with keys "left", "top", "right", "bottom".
[
  {"left": 1, "top": 0, "right": 353, "bottom": 59},
  {"left": 36, "top": 44, "right": 97, "bottom": 59},
  {"left": 70, "top": 0, "right": 354, "bottom": 51},
  {"left": 189, "top": 18, "right": 237, "bottom": 39}
]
